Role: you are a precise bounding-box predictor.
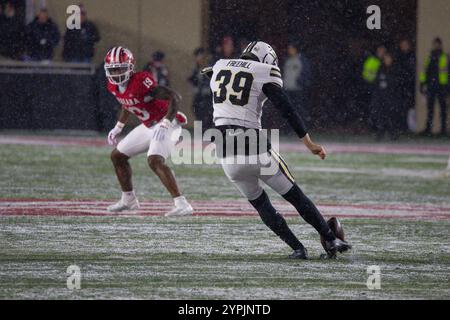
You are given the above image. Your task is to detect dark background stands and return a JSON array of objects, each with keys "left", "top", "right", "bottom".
[{"left": 93, "top": 62, "right": 119, "bottom": 132}]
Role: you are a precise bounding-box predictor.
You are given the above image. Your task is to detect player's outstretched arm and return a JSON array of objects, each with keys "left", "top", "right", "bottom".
[
  {"left": 148, "top": 86, "right": 181, "bottom": 121},
  {"left": 301, "top": 133, "right": 327, "bottom": 160},
  {"left": 262, "top": 83, "right": 326, "bottom": 160}
]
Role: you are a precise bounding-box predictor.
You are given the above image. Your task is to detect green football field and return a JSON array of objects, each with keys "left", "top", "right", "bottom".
[{"left": 0, "top": 133, "right": 449, "bottom": 299}]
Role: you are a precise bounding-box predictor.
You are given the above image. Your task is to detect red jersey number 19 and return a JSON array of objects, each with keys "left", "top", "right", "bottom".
[{"left": 143, "top": 77, "right": 154, "bottom": 89}]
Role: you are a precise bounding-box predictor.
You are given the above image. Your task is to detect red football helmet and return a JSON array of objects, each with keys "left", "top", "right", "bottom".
[{"left": 104, "top": 47, "right": 135, "bottom": 85}]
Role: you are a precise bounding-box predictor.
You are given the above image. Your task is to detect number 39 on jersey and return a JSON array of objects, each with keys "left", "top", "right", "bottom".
[
  {"left": 213, "top": 70, "right": 254, "bottom": 106},
  {"left": 210, "top": 58, "right": 284, "bottom": 129}
]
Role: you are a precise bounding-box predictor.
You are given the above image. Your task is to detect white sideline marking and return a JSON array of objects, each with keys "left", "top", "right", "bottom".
[
  {"left": 293, "top": 166, "right": 446, "bottom": 179},
  {"left": 1, "top": 135, "right": 450, "bottom": 155}
]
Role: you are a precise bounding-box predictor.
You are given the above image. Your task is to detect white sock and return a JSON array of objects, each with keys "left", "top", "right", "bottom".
[
  {"left": 122, "top": 191, "right": 136, "bottom": 203},
  {"left": 174, "top": 196, "right": 187, "bottom": 207}
]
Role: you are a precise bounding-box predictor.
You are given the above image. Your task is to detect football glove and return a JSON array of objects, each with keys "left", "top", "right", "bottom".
[{"left": 108, "top": 122, "right": 124, "bottom": 146}]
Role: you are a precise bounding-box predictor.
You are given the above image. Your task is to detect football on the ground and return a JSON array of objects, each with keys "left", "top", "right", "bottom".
[{"left": 320, "top": 217, "right": 345, "bottom": 250}]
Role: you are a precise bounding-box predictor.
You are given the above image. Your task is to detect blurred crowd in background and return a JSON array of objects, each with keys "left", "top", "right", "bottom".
[
  {"left": 189, "top": 35, "right": 448, "bottom": 139},
  {"left": 0, "top": 4, "right": 100, "bottom": 62},
  {"left": 0, "top": 1, "right": 448, "bottom": 138}
]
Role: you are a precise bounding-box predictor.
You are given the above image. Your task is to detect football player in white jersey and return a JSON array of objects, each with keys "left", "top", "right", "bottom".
[{"left": 203, "top": 41, "right": 351, "bottom": 259}]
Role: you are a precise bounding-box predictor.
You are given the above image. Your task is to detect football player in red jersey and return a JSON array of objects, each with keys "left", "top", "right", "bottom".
[{"left": 104, "top": 46, "right": 193, "bottom": 216}]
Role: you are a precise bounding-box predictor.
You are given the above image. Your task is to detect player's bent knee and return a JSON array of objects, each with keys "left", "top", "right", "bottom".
[
  {"left": 148, "top": 155, "right": 166, "bottom": 172},
  {"left": 111, "top": 149, "right": 129, "bottom": 166},
  {"left": 246, "top": 187, "right": 264, "bottom": 201}
]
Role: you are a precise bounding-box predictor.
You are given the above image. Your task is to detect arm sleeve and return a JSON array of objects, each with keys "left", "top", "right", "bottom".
[{"left": 262, "top": 82, "right": 308, "bottom": 139}]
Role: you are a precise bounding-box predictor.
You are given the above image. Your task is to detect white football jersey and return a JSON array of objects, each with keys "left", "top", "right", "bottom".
[{"left": 210, "top": 59, "right": 283, "bottom": 129}]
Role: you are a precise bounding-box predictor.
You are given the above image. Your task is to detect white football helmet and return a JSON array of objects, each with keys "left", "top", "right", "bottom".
[{"left": 241, "top": 41, "right": 279, "bottom": 66}]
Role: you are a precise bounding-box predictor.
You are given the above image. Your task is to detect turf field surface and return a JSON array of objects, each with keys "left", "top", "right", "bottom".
[{"left": 1, "top": 133, "right": 449, "bottom": 299}]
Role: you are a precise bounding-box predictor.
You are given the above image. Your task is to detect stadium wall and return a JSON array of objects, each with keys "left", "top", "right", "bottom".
[
  {"left": 43, "top": 0, "right": 203, "bottom": 123},
  {"left": 416, "top": 0, "right": 450, "bottom": 133}
]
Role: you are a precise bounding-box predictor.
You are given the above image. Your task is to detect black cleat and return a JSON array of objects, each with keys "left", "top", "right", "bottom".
[
  {"left": 320, "top": 253, "right": 337, "bottom": 260},
  {"left": 288, "top": 247, "right": 308, "bottom": 259},
  {"left": 325, "top": 238, "right": 352, "bottom": 256}
]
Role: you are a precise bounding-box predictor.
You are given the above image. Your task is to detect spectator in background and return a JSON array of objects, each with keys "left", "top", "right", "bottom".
[
  {"left": 144, "top": 51, "right": 169, "bottom": 86},
  {"left": 369, "top": 53, "right": 400, "bottom": 141},
  {"left": 362, "top": 45, "right": 386, "bottom": 84},
  {"left": 396, "top": 38, "right": 416, "bottom": 134},
  {"left": 25, "top": 8, "right": 60, "bottom": 62},
  {"left": 282, "top": 42, "right": 312, "bottom": 129},
  {"left": 213, "top": 36, "right": 236, "bottom": 61},
  {"left": 0, "top": 2, "right": 25, "bottom": 60},
  {"left": 188, "top": 47, "right": 213, "bottom": 131},
  {"left": 62, "top": 4, "right": 100, "bottom": 63},
  {"left": 419, "top": 37, "right": 448, "bottom": 136},
  {"left": 361, "top": 45, "right": 387, "bottom": 128}
]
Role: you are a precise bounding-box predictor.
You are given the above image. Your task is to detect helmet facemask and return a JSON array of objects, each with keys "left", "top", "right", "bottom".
[
  {"left": 265, "top": 51, "right": 279, "bottom": 66},
  {"left": 105, "top": 63, "right": 134, "bottom": 86}
]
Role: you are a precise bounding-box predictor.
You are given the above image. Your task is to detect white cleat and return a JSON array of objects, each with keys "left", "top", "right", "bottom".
[
  {"left": 165, "top": 202, "right": 194, "bottom": 217},
  {"left": 107, "top": 199, "right": 140, "bottom": 212}
]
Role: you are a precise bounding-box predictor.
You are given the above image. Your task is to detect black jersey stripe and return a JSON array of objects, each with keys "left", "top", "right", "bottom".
[
  {"left": 271, "top": 67, "right": 281, "bottom": 73},
  {"left": 278, "top": 163, "right": 295, "bottom": 183},
  {"left": 271, "top": 150, "right": 295, "bottom": 182},
  {"left": 270, "top": 72, "right": 282, "bottom": 79},
  {"left": 244, "top": 41, "right": 257, "bottom": 54}
]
